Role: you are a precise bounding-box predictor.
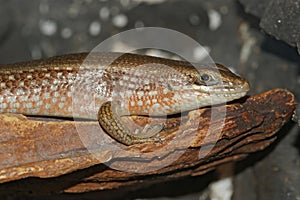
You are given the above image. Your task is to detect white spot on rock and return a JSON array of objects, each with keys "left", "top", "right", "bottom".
[
  {"left": 89, "top": 21, "right": 101, "bottom": 36},
  {"left": 99, "top": 7, "right": 110, "bottom": 20},
  {"left": 189, "top": 14, "right": 200, "bottom": 26},
  {"left": 193, "top": 46, "right": 211, "bottom": 62},
  {"left": 134, "top": 20, "right": 144, "bottom": 28},
  {"left": 39, "top": 19, "right": 57, "bottom": 36},
  {"left": 208, "top": 9, "right": 222, "bottom": 31},
  {"left": 61, "top": 27, "right": 73, "bottom": 39},
  {"left": 112, "top": 14, "right": 128, "bottom": 28}
]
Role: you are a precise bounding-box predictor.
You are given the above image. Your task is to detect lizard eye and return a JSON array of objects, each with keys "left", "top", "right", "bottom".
[
  {"left": 195, "top": 73, "right": 218, "bottom": 86},
  {"left": 200, "top": 73, "right": 211, "bottom": 82},
  {"left": 191, "top": 73, "right": 218, "bottom": 86}
]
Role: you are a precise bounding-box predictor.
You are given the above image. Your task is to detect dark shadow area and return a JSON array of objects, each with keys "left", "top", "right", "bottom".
[
  {"left": 129, "top": 172, "right": 213, "bottom": 200},
  {"left": 0, "top": 164, "right": 108, "bottom": 199},
  {"left": 293, "top": 127, "right": 300, "bottom": 156},
  {"left": 234, "top": 120, "right": 295, "bottom": 175},
  {"left": 27, "top": 115, "right": 96, "bottom": 122},
  {"left": 261, "top": 37, "right": 300, "bottom": 66},
  {"left": 0, "top": 164, "right": 214, "bottom": 200},
  {"left": 235, "top": 0, "right": 261, "bottom": 30}
]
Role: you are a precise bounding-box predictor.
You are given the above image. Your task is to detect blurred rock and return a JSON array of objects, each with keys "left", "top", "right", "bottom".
[
  {"left": 239, "top": 0, "right": 300, "bottom": 54},
  {"left": 0, "top": 1, "right": 11, "bottom": 44}
]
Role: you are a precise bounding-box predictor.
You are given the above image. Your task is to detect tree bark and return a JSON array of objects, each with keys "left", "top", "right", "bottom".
[{"left": 0, "top": 88, "right": 296, "bottom": 194}]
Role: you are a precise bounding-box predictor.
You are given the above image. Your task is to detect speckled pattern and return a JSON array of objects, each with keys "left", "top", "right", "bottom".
[{"left": 0, "top": 52, "right": 249, "bottom": 145}]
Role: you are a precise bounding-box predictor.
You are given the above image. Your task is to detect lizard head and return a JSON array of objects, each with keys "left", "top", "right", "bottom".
[
  {"left": 182, "top": 63, "right": 250, "bottom": 107},
  {"left": 142, "top": 62, "right": 250, "bottom": 116}
]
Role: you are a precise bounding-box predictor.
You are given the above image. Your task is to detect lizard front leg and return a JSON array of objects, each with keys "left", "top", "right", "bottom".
[{"left": 98, "top": 101, "right": 163, "bottom": 145}]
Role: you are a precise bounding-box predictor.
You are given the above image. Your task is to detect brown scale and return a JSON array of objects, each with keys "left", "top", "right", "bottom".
[{"left": 0, "top": 52, "right": 249, "bottom": 145}]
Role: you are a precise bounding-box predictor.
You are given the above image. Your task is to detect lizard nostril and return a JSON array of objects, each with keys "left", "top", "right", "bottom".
[{"left": 236, "top": 79, "right": 250, "bottom": 91}]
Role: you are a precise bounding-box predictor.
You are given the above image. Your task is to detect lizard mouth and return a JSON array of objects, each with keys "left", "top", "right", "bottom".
[{"left": 193, "top": 81, "right": 250, "bottom": 96}]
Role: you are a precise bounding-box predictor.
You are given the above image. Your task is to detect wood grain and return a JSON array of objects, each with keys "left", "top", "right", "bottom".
[{"left": 0, "top": 88, "right": 296, "bottom": 194}]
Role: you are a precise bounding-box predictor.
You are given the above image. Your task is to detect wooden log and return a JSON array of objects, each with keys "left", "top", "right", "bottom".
[{"left": 0, "top": 89, "right": 296, "bottom": 194}]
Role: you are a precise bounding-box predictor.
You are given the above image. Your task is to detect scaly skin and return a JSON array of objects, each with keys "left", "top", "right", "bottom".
[{"left": 0, "top": 52, "right": 250, "bottom": 145}]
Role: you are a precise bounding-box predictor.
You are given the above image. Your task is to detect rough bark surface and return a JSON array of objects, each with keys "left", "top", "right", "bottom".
[{"left": 0, "top": 89, "right": 296, "bottom": 194}]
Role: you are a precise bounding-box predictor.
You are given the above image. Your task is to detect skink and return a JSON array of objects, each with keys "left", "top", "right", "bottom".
[{"left": 0, "top": 52, "right": 250, "bottom": 145}]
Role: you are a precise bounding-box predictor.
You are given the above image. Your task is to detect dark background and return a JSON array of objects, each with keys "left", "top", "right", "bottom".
[{"left": 0, "top": 0, "right": 299, "bottom": 199}]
